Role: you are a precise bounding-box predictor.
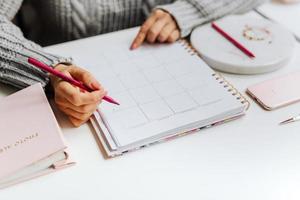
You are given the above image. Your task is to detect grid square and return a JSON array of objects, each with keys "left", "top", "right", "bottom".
[
  {"left": 176, "top": 73, "right": 206, "bottom": 91},
  {"left": 129, "top": 86, "right": 160, "bottom": 104},
  {"left": 152, "top": 79, "right": 184, "bottom": 98},
  {"left": 139, "top": 100, "right": 173, "bottom": 120},
  {"left": 143, "top": 67, "right": 172, "bottom": 83},
  {"left": 118, "top": 71, "right": 148, "bottom": 89},
  {"left": 164, "top": 93, "right": 198, "bottom": 113}
]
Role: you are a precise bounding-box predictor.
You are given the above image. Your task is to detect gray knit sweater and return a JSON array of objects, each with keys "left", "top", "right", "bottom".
[{"left": 0, "top": 0, "right": 266, "bottom": 90}]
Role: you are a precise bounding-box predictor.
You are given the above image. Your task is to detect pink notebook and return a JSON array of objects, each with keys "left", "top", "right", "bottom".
[{"left": 0, "top": 83, "right": 74, "bottom": 189}]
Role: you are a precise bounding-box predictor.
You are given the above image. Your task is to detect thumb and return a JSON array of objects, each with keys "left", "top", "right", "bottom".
[
  {"left": 91, "top": 81, "right": 101, "bottom": 90},
  {"left": 68, "top": 66, "right": 101, "bottom": 90}
]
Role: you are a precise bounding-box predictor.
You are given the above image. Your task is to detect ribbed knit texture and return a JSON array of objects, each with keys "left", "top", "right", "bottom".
[{"left": 0, "top": 0, "right": 267, "bottom": 90}]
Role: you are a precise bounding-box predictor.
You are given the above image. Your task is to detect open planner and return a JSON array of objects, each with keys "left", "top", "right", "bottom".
[{"left": 46, "top": 28, "right": 249, "bottom": 157}]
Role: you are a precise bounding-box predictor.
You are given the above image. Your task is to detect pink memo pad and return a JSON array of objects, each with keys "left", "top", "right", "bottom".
[{"left": 0, "top": 83, "right": 66, "bottom": 179}]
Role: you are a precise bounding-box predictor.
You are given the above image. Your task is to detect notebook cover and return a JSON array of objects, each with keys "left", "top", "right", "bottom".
[
  {"left": 0, "top": 150, "right": 75, "bottom": 189},
  {"left": 91, "top": 111, "right": 245, "bottom": 158},
  {"left": 0, "top": 83, "right": 68, "bottom": 180}
]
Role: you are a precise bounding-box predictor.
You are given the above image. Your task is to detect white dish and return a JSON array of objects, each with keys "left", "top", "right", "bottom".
[{"left": 191, "top": 15, "right": 296, "bottom": 74}]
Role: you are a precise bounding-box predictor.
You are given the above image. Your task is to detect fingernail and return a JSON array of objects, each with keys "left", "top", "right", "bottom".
[
  {"left": 91, "top": 82, "right": 100, "bottom": 90},
  {"left": 130, "top": 43, "right": 137, "bottom": 50}
]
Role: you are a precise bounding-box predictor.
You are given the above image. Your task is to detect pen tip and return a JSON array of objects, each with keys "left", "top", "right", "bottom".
[
  {"left": 279, "top": 118, "right": 293, "bottom": 125},
  {"left": 111, "top": 100, "right": 120, "bottom": 106}
]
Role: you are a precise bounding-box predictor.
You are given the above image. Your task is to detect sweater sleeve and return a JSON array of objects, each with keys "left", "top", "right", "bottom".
[
  {"left": 157, "top": 0, "right": 268, "bottom": 37},
  {"left": 0, "top": 15, "right": 64, "bottom": 89}
]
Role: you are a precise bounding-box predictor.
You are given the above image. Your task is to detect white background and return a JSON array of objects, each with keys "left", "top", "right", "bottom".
[{"left": 1, "top": 3, "right": 300, "bottom": 200}]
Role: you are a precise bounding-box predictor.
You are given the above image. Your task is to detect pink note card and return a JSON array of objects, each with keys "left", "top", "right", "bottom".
[{"left": 0, "top": 83, "right": 66, "bottom": 179}]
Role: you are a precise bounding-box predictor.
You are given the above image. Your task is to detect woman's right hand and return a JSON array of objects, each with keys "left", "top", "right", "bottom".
[{"left": 50, "top": 64, "right": 107, "bottom": 127}]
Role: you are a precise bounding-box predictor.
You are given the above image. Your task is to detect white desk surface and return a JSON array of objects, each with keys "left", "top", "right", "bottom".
[
  {"left": 1, "top": 4, "right": 300, "bottom": 200},
  {"left": 257, "top": 2, "right": 300, "bottom": 40}
]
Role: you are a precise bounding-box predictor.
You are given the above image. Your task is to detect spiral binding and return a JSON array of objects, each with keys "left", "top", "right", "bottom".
[
  {"left": 211, "top": 73, "right": 250, "bottom": 110},
  {"left": 178, "top": 39, "right": 250, "bottom": 110}
]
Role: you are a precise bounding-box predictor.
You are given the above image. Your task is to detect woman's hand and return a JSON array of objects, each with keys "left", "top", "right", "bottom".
[
  {"left": 131, "top": 9, "right": 180, "bottom": 50},
  {"left": 50, "top": 64, "right": 107, "bottom": 127}
]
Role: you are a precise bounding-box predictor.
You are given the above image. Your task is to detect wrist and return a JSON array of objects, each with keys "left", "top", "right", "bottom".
[{"left": 156, "top": 1, "right": 203, "bottom": 37}]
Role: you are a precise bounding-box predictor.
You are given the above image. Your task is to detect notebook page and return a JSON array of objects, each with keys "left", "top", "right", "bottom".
[
  {"left": 46, "top": 28, "right": 245, "bottom": 148},
  {"left": 79, "top": 31, "right": 243, "bottom": 147}
]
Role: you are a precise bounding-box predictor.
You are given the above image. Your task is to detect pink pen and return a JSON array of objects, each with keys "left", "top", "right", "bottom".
[
  {"left": 211, "top": 22, "right": 255, "bottom": 58},
  {"left": 28, "top": 57, "right": 120, "bottom": 105}
]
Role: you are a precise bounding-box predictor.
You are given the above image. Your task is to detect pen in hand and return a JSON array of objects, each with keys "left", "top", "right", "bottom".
[{"left": 28, "top": 57, "right": 120, "bottom": 106}]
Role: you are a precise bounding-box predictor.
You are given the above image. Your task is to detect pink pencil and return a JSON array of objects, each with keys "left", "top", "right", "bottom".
[
  {"left": 28, "top": 57, "right": 120, "bottom": 105},
  {"left": 211, "top": 22, "right": 255, "bottom": 58}
]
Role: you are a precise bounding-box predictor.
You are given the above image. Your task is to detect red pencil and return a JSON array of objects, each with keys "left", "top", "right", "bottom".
[
  {"left": 28, "top": 57, "right": 120, "bottom": 105},
  {"left": 211, "top": 22, "right": 255, "bottom": 58}
]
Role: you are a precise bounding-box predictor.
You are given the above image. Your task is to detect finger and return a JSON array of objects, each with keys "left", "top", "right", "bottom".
[
  {"left": 68, "top": 66, "right": 101, "bottom": 90},
  {"left": 157, "top": 22, "right": 177, "bottom": 42},
  {"left": 68, "top": 116, "right": 87, "bottom": 127},
  {"left": 56, "top": 97, "right": 100, "bottom": 113},
  {"left": 55, "top": 79, "right": 79, "bottom": 101},
  {"left": 167, "top": 30, "right": 180, "bottom": 43},
  {"left": 130, "top": 14, "right": 158, "bottom": 49},
  {"left": 57, "top": 81, "right": 106, "bottom": 106},
  {"left": 146, "top": 17, "right": 170, "bottom": 43},
  {"left": 60, "top": 69, "right": 107, "bottom": 104},
  {"left": 59, "top": 106, "right": 93, "bottom": 121},
  {"left": 54, "top": 94, "right": 68, "bottom": 106},
  {"left": 130, "top": 31, "right": 146, "bottom": 50},
  {"left": 74, "top": 90, "right": 106, "bottom": 106}
]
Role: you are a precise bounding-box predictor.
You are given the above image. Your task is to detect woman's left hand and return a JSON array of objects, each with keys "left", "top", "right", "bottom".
[{"left": 131, "top": 9, "right": 180, "bottom": 50}]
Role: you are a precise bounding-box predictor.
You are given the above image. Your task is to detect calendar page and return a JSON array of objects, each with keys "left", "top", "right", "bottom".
[{"left": 46, "top": 28, "right": 246, "bottom": 149}]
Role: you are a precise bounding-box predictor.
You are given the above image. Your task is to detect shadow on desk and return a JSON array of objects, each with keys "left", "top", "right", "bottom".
[
  {"left": 0, "top": 83, "right": 18, "bottom": 98},
  {"left": 50, "top": 99, "right": 109, "bottom": 159}
]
